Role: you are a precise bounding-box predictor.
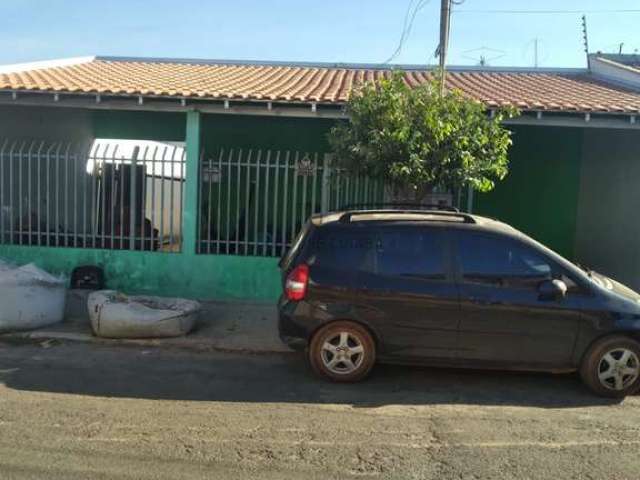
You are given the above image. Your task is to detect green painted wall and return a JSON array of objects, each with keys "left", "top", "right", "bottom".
[
  {"left": 198, "top": 114, "right": 337, "bottom": 253},
  {"left": 0, "top": 106, "right": 93, "bottom": 144},
  {"left": 201, "top": 114, "right": 337, "bottom": 152},
  {"left": 0, "top": 107, "right": 598, "bottom": 301},
  {"left": 0, "top": 110, "right": 337, "bottom": 302},
  {"left": 92, "top": 111, "right": 337, "bottom": 150},
  {"left": 574, "top": 129, "right": 640, "bottom": 289},
  {"left": 0, "top": 244, "right": 280, "bottom": 300},
  {"left": 77, "top": 110, "right": 286, "bottom": 299},
  {"left": 474, "top": 125, "right": 584, "bottom": 259},
  {"left": 93, "top": 110, "right": 186, "bottom": 141},
  {"left": 184, "top": 111, "right": 201, "bottom": 255}
]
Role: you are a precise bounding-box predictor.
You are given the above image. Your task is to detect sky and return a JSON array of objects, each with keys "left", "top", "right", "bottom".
[{"left": 1, "top": 0, "right": 640, "bottom": 69}]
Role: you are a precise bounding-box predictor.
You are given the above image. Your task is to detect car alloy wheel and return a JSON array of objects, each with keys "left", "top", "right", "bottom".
[
  {"left": 308, "top": 321, "right": 376, "bottom": 382},
  {"left": 597, "top": 348, "right": 640, "bottom": 391},
  {"left": 320, "top": 331, "right": 365, "bottom": 375}
]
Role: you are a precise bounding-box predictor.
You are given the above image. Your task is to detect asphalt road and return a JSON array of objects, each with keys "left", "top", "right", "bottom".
[{"left": 0, "top": 339, "right": 639, "bottom": 480}]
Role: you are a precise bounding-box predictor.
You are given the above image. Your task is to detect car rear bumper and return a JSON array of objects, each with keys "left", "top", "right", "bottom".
[
  {"left": 277, "top": 296, "right": 316, "bottom": 352},
  {"left": 278, "top": 317, "right": 308, "bottom": 352},
  {"left": 279, "top": 334, "right": 307, "bottom": 351}
]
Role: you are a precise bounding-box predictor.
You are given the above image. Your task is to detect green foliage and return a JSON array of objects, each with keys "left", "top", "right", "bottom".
[{"left": 328, "top": 71, "right": 519, "bottom": 200}]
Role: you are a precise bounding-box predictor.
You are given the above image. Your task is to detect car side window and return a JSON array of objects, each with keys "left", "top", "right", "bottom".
[
  {"left": 311, "top": 228, "right": 376, "bottom": 272},
  {"left": 375, "top": 228, "right": 446, "bottom": 281},
  {"left": 457, "top": 233, "right": 555, "bottom": 288}
]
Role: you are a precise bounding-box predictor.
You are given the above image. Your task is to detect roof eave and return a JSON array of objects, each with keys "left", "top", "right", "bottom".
[
  {"left": 2, "top": 89, "right": 640, "bottom": 127},
  {"left": 0, "top": 89, "right": 348, "bottom": 119}
]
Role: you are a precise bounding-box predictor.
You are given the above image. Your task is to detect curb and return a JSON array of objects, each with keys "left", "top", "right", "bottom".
[{"left": 0, "top": 330, "right": 295, "bottom": 356}]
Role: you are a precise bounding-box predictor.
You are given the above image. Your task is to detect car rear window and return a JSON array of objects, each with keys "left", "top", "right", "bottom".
[
  {"left": 310, "top": 227, "right": 376, "bottom": 272},
  {"left": 279, "top": 222, "right": 312, "bottom": 270},
  {"left": 309, "top": 225, "right": 445, "bottom": 280}
]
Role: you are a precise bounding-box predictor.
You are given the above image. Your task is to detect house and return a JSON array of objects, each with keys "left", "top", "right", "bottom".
[{"left": 0, "top": 55, "right": 640, "bottom": 300}]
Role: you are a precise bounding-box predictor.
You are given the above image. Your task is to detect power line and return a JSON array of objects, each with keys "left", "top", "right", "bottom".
[
  {"left": 384, "top": 0, "right": 432, "bottom": 64},
  {"left": 384, "top": 0, "right": 430, "bottom": 63},
  {"left": 453, "top": 9, "right": 640, "bottom": 14},
  {"left": 383, "top": 0, "right": 417, "bottom": 63}
]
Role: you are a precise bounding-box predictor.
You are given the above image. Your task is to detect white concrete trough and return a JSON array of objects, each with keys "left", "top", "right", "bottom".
[
  {"left": 88, "top": 290, "right": 200, "bottom": 339},
  {"left": 0, "top": 261, "right": 66, "bottom": 333}
]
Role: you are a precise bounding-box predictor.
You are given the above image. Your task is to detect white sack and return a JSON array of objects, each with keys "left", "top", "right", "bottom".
[
  {"left": 0, "top": 261, "right": 66, "bottom": 332},
  {"left": 88, "top": 290, "right": 200, "bottom": 339}
]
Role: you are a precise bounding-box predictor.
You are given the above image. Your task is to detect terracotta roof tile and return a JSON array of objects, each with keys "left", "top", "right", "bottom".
[{"left": 1, "top": 57, "right": 640, "bottom": 113}]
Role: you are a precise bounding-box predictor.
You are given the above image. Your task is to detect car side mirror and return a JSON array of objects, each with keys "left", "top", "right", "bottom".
[{"left": 538, "top": 279, "right": 567, "bottom": 301}]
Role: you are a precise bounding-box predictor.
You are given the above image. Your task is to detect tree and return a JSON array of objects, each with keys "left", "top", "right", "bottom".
[{"left": 328, "top": 71, "right": 518, "bottom": 202}]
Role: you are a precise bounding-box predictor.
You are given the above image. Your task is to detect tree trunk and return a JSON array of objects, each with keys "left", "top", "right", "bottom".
[
  {"left": 414, "top": 184, "right": 433, "bottom": 204},
  {"left": 388, "top": 184, "right": 434, "bottom": 205}
]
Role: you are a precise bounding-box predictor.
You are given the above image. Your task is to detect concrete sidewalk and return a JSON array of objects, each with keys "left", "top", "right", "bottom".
[{"left": 2, "top": 290, "right": 293, "bottom": 354}]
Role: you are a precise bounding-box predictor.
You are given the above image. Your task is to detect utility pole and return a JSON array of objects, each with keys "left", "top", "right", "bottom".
[
  {"left": 581, "top": 15, "right": 590, "bottom": 69},
  {"left": 438, "top": 0, "right": 451, "bottom": 95},
  {"left": 534, "top": 38, "right": 539, "bottom": 68}
]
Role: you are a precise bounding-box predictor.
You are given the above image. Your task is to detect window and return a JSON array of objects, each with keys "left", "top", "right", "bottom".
[
  {"left": 375, "top": 228, "right": 446, "bottom": 280},
  {"left": 311, "top": 228, "right": 376, "bottom": 272},
  {"left": 457, "top": 234, "right": 553, "bottom": 288},
  {"left": 279, "top": 221, "right": 312, "bottom": 270},
  {"left": 311, "top": 226, "right": 447, "bottom": 281}
]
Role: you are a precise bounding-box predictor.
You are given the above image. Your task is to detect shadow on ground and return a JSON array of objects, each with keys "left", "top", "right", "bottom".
[{"left": 0, "top": 340, "right": 620, "bottom": 409}]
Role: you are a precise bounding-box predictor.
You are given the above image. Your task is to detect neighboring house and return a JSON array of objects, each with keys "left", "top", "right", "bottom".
[{"left": 0, "top": 54, "right": 640, "bottom": 300}]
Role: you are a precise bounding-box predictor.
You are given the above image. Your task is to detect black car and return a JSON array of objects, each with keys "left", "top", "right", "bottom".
[{"left": 278, "top": 209, "right": 640, "bottom": 398}]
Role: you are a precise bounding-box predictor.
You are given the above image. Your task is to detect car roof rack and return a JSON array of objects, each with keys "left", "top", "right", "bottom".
[
  {"left": 338, "top": 209, "right": 476, "bottom": 224},
  {"left": 342, "top": 203, "right": 460, "bottom": 213}
]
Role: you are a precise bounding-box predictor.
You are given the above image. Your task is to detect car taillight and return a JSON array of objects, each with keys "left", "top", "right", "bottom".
[{"left": 285, "top": 264, "right": 309, "bottom": 301}]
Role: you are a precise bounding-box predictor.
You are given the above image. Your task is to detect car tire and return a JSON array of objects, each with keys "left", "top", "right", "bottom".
[
  {"left": 580, "top": 335, "right": 640, "bottom": 398},
  {"left": 308, "top": 321, "right": 376, "bottom": 383}
]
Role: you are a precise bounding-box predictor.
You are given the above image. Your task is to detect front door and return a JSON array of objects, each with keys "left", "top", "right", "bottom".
[
  {"left": 453, "top": 231, "right": 583, "bottom": 368},
  {"left": 355, "top": 226, "right": 460, "bottom": 360}
]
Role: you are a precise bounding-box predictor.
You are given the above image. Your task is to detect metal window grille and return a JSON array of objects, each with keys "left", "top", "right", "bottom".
[
  {"left": 197, "top": 148, "right": 384, "bottom": 257},
  {"left": 0, "top": 138, "right": 185, "bottom": 252},
  {"left": 325, "top": 167, "right": 386, "bottom": 213}
]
